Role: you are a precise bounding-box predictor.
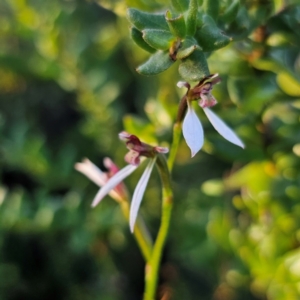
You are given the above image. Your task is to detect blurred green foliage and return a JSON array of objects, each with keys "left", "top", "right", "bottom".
[{"left": 0, "top": 0, "right": 300, "bottom": 299}]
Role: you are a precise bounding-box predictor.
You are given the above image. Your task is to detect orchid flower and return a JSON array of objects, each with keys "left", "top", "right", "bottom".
[
  {"left": 177, "top": 74, "right": 244, "bottom": 157},
  {"left": 75, "top": 157, "right": 129, "bottom": 203},
  {"left": 76, "top": 132, "right": 168, "bottom": 233}
]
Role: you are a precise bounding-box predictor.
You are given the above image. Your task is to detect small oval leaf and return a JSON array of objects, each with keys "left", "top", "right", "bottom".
[
  {"left": 170, "top": 0, "right": 189, "bottom": 12},
  {"left": 219, "top": 0, "right": 240, "bottom": 23},
  {"left": 136, "top": 51, "right": 175, "bottom": 75},
  {"left": 195, "top": 14, "right": 231, "bottom": 52},
  {"left": 179, "top": 48, "right": 209, "bottom": 81},
  {"left": 143, "top": 29, "right": 175, "bottom": 50},
  {"left": 131, "top": 27, "right": 156, "bottom": 53},
  {"left": 166, "top": 10, "right": 186, "bottom": 39},
  {"left": 202, "top": 0, "right": 219, "bottom": 20},
  {"left": 225, "top": 7, "right": 250, "bottom": 40},
  {"left": 176, "top": 37, "right": 199, "bottom": 59},
  {"left": 185, "top": 0, "right": 198, "bottom": 36},
  {"left": 127, "top": 8, "right": 169, "bottom": 31},
  {"left": 176, "top": 45, "right": 197, "bottom": 59}
]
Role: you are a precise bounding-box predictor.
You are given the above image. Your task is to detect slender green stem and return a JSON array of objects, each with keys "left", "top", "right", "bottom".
[
  {"left": 167, "top": 93, "right": 186, "bottom": 172},
  {"left": 142, "top": 117, "right": 183, "bottom": 299},
  {"left": 120, "top": 201, "right": 153, "bottom": 262},
  {"left": 134, "top": 216, "right": 153, "bottom": 262},
  {"left": 144, "top": 154, "right": 173, "bottom": 300},
  {"left": 120, "top": 117, "right": 183, "bottom": 267},
  {"left": 167, "top": 121, "right": 182, "bottom": 173}
]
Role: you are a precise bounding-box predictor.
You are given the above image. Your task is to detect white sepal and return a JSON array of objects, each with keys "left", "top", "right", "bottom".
[
  {"left": 75, "top": 159, "right": 107, "bottom": 187},
  {"left": 129, "top": 157, "right": 156, "bottom": 233},
  {"left": 91, "top": 164, "right": 138, "bottom": 207},
  {"left": 182, "top": 101, "right": 204, "bottom": 157},
  {"left": 203, "top": 107, "right": 245, "bottom": 148},
  {"left": 177, "top": 81, "right": 188, "bottom": 88}
]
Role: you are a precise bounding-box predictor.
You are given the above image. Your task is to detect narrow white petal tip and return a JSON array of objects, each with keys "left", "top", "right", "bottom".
[
  {"left": 91, "top": 201, "right": 97, "bottom": 208},
  {"left": 75, "top": 158, "right": 107, "bottom": 187},
  {"left": 91, "top": 189, "right": 105, "bottom": 208},
  {"left": 182, "top": 103, "right": 204, "bottom": 157},
  {"left": 91, "top": 164, "right": 138, "bottom": 207},
  {"left": 203, "top": 108, "right": 245, "bottom": 149},
  {"left": 118, "top": 131, "right": 130, "bottom": 141},
  {"left": 130, "top": 224, "right": 135, "bottom": 233},
  {"left": 154, "top": 146, "right": 169, "bottom": 154},
  {"left": 239, "top": 140, "right": 245, "bottom": 149},
  {"left": 103, "top": 157, "right": 113, "bottom": 168},
  {"left": 129, "top": 158, "right": 156, "bottom": 233},
  {"left": 177, "top": 81, "right": 187, "bottom": 88},
  {"left": 74, "top": 158, "right": 91, "bottom": 172}
]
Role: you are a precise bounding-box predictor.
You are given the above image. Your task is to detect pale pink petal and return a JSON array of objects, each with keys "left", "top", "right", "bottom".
[
  {"left": 154, "top": 146, "right": 169, "bottom": 154},
  {"left": 177, "top": 81, "right": 190, "bottom": 89},
  {"left": 203, "top": 107, "right": 244, "bottom": 148},
  {"left": 209, "top": 73, "right": 221, "bottom": 85},
  {"left": 75, "top": 159, "right": 107, "bottom": 187},
  {"left": 129, "top": 158, "right": 156, "bottom": 233},
  {"left": 75, "top": 158, "right": 123, "bottom": 201},
  {"left": 103, "top": 157, "right": 119, "bottom": 175},
  {"left": 125, "top": 150, "right": 140, "bottom": 166},
  {"left": 91, "top": 164, "right": 138, "bottom": 207},
  {"left": 118, "top": 131, "right": 131, "bottom": 141},
  {"left": 182, "top": 102, "right": 204, "bottom": 157}
]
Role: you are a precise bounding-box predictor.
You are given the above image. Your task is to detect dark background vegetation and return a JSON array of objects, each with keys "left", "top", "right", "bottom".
[{"left": 0, "top": 0, "right": 300, "bottom": 299}]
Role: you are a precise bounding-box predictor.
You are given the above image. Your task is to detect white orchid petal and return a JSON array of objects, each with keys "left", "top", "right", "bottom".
[
  {"left": 91, "top": 164, "right": 138, "bottom": 207},
  {"left": 203, "top": 107, "right": 245, "bottom": 148},
  {"left": 130, "top": 158, "right": 156, "bottom": 233},
  {"left": 182, "top": 102, "right": 204, "bottom": 157},
  {"left": 154, "top": 146, "right": 169, "bottom": 154},
  {"left": 118, "top": 131, "right": 131, "bottom": 141},
  {"left": 177, "top": 81, "right": 187, "bottom": 88},
  {"left": 75, "top": 159, "right": 107, "bottom": 186}
]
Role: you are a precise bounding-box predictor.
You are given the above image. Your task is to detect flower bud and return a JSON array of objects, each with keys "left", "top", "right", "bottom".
[{"left": 119, "top": 131, "right": 169, "bottom": 166}]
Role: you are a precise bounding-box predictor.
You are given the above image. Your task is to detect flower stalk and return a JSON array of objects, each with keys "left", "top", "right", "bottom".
[
  {"left": 144, "top": 154, "right": 173, "bottom": 300},
  {"left": 167, "top": 121, "right": 183, "bottom": 173},
  {"left": 77, "top": 72, "right": 245, "bottom": 298},
  {"left": 119, "top": 200, "right": 153, "bottom": 261},
  {"left": 178, "top": 74, "right": 244, "bottom": 156},
  {"left": 75, "top": 158, "right": 153, "bottom": 262}
]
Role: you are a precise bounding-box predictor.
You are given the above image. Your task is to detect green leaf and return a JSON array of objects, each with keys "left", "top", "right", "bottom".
[
  {"left": 251, "top": 0, "right": 274, "bottom": 27},
  {"left": 226, "top": 7, "right": 250, "bottom": 40},
  {"left": 170, "top": 0, "right": 189, "bottom": 12},
  {"left": 227, "top": 75, "right": 279, "bottom": 113},
  {"left": 225, "top": 161, "right": 274, "bottom": 197},
  {"left": 127, "top": 8, "right": 169, "bottom": 31},
  {"left": 176, "top": 37, "right": 199, "bottom": 59},
  {"left": 136, "top": 51, "right": 175, "bottom": 75},
  {"left": 142, "top": 29, "right": 175, "bottom": 50},
  {"left": 123, "top": 115, "right": 157, "bottom": 144},
  {"left": 201, "top": 179, "right": 224, "bottom": 196},
  {"left": 219, "top": 0, "right": 240, "bottom": 23},
  {"left": 166, "top": 10, "right": 186, "bottom": 39},
  {"left": 130, "top": 27, "right": 156, "bottom": 53},
  {"left": 196, "top": 11, "right": 204, "bottom": 27},
  {"left": 277, "top": 72, "right": 300, "bottom": 97},
  {"left": 185, "top": 0, "right": 198, "bottom": 36},
  {"left": 202, "top": 0, "right": 219, "bottom": 20},
  {"left": 195, "top": 14, "right": 231, "bottom": 51},
  {"left": 144, "top": 98, "right": 173, "bottom": 130},
  {"left": 178, "top": 48, "right": 209, "bottom": 81},
  {"left": 176, "top": 45, "right": 197, "bottom": 59}
]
